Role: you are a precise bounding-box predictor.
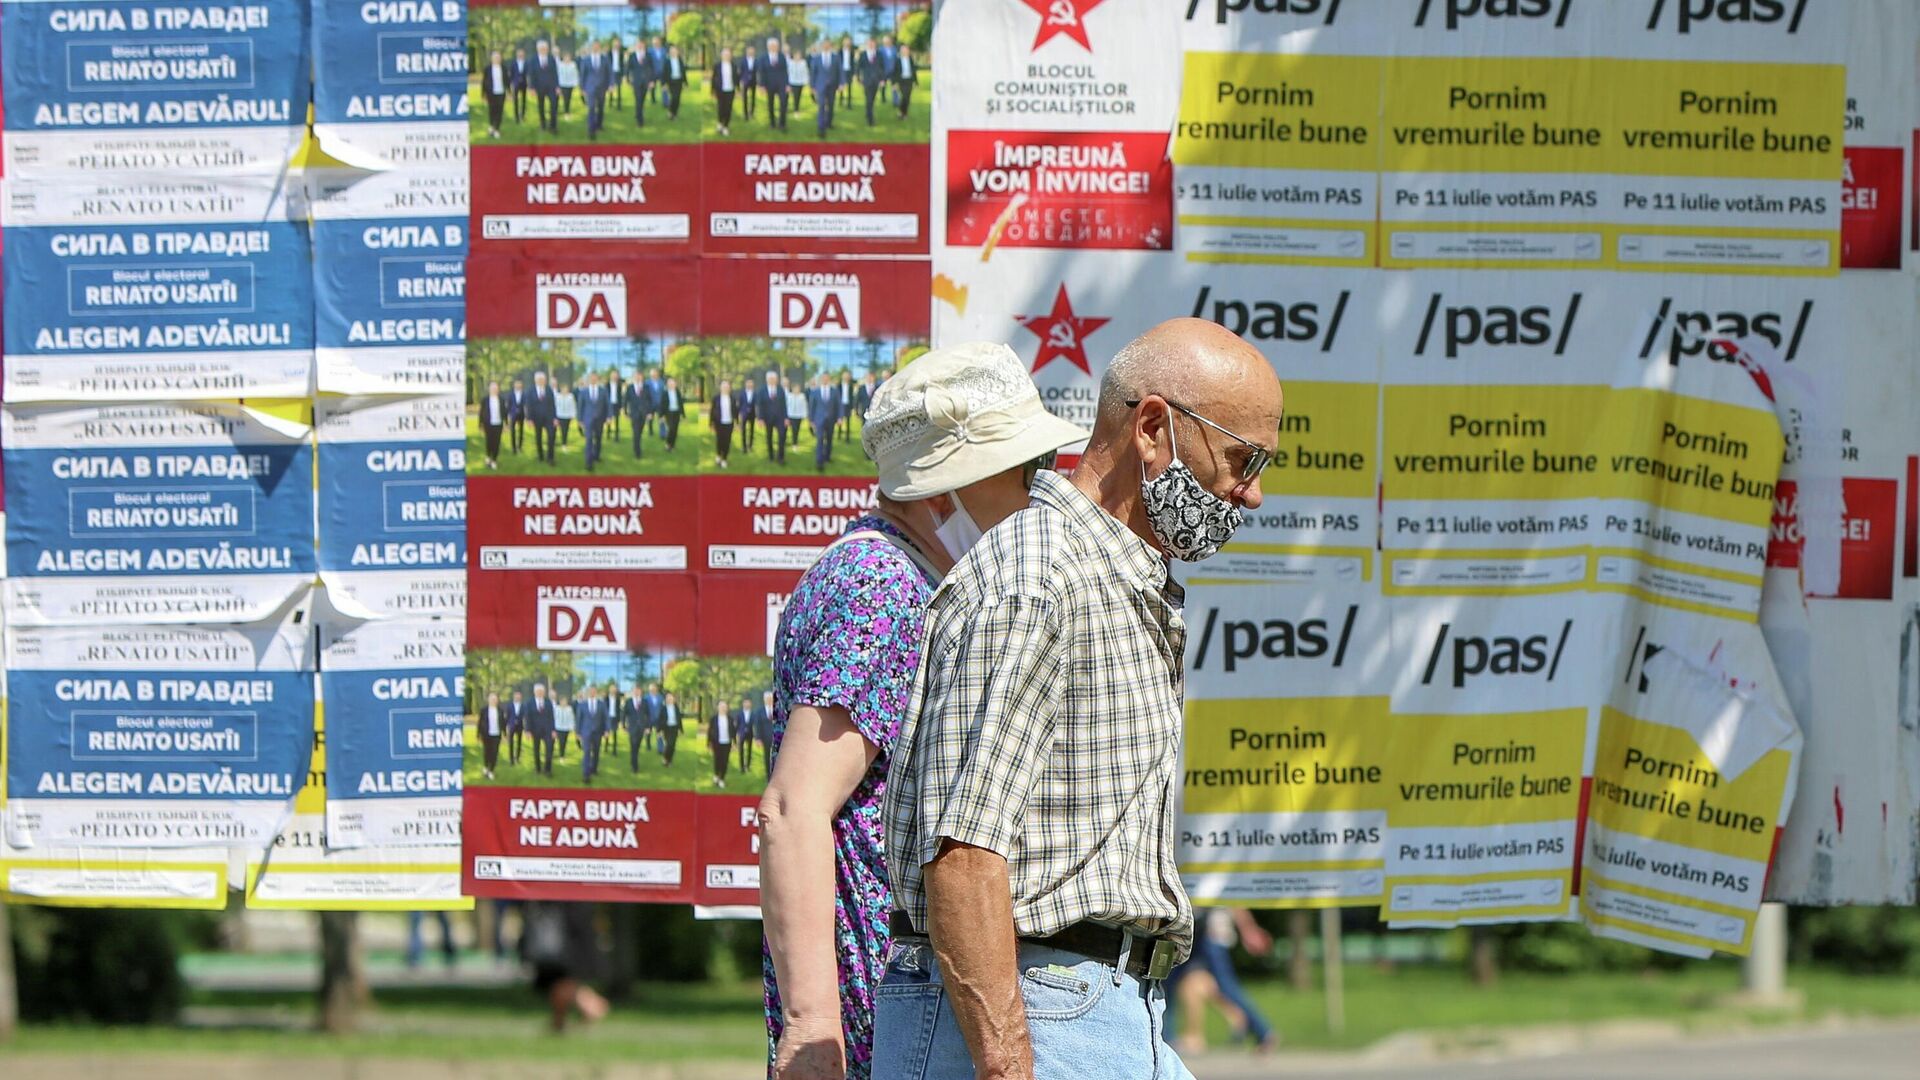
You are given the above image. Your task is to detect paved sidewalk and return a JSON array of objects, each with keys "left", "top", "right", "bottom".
[
  {"left": 1182, "top": 1020, "right": 1920, "bottom": 1080},
  {"left": 8, "top": 1022, "right": 1916, "bottom": 1080}
]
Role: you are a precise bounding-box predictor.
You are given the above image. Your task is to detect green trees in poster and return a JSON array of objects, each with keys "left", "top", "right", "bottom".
[
  {"left": 468, "top": 5, "right": 580, "bottom": 52},
  {"left": 662, "top": 655, "right": 772, "bottom": 719},
  {"left": 466, "top": 339, "right": 582, "bottom": 402},
  {"left": 667, "top": 9, "right": 706, "bottom": 58},
  {"left": 898, "top": 8, "right": 933, "bottom": 55},
  {"left": 665, "top": 342, "right": 706, "bottom": 390}
]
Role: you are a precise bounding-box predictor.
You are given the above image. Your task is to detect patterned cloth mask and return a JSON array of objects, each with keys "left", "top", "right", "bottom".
[{"left": 1141, "top": 413, "right": 1244, "bottom": 561}]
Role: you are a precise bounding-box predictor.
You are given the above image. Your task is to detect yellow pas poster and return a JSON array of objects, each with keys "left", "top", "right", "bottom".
[
  {"left": 1179, "top": 585, "right": 1390, "bottom": 907},
  {"left": 1585, "top": 626, "right": 1798, "bottom": 956},
  {"left": 1382, "top": 593, "right": 1605, "bottom": 925}
]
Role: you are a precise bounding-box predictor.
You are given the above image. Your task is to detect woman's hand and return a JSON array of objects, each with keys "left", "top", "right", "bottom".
[{"left": 773, "top": 1016, "right": 847, "bottom": 1080}]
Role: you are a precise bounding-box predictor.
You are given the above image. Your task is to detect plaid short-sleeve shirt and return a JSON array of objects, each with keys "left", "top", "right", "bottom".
[{"left": 883, "top": 469, "right": 1193, "bottom": 958}]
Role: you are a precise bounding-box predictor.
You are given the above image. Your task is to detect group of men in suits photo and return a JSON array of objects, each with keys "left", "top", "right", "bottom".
[
  {"left": 476, "top": 26, "right": 923, "bottom": 142},
  {"left": 480, "top": 32, "right": 690, "bottom": 140},
  {"left": 474, "top": 679, "right": 775, "bottom": 790},
  {"left": 714, "top": 32, "right": 920, "bottom": 139},
  {"left": 475, "top": 367, "right": 690, "bottom": 472},
  {"left": 476, "top": 364, "right": 882, "bottom": 475}
]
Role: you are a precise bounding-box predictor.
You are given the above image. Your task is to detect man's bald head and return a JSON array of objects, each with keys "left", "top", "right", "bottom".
[
  {"left": 1072, "top": 318, "right": 1286, "bottom": 539},
  {"left": 1095, "top": 317, "right": 1280, "bottom": 433}
]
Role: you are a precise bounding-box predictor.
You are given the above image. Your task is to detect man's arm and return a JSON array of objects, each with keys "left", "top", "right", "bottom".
[
  {"left": 925, "top": 841, "right": 1032, "bottom": 1080},
  {"left": 909, "top": 589, "right": 1069, "bottom": 1078}
]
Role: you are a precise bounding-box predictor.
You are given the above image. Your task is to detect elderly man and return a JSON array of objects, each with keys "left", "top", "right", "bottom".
[{"left": 877, "top": 319, "right": 1284, "bottom": 1079}]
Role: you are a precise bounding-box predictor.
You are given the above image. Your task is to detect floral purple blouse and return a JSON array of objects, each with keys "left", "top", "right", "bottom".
[{"left": 763, "top": 515, "right": 935, "bottom": 1079}]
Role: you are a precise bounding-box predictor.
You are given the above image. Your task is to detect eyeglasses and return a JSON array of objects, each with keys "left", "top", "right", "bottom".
[
  {"left": 1021, "top": 451, "right": 1058, "bottom": 491},
  {"left": 1125, "top": 397, "right": 1272, "bottom": 483}
]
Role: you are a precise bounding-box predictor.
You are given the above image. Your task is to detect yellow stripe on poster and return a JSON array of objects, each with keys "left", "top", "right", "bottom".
[
  {"left": 1602, "top": 389, "right": 1783, "bottom": 526},
  {"left": 243, "top": 863, "right": 471, "bottom": 912},
  {"left": 1193, "top": 546, "right": 1374, "bottom": 586},
  {"left": 1589, "top": 709, "right": 1789, "bottom": 860},
  {"left": 1267, "top": 381, "right": 1378, "bottom": 500},
  {"left": 1606, "top": 60, "right": 1844, "bottom": 181},
  {"left": 1181, "top": 859, "right": 1382, "bottom": 874},
  {"left": 1, "top": 858, "right": 230, "bottom": 909},
  {"left": 1382, "top": 711, "right": 1586, "bottom": 829},
  {"left": 1184, "top": 698, "right": 1393, "bottom": 816},
  {"left": 1383, "top": 385, "right": 1611, "bottom": 503},
  {"left": 1583, "top": 906, "right": 1733, "bottom": 955},
  {"left": 1382, "top": 57, "right": 1612, "bottom": 176},
  {"left": 1176, "top": 53, "right": 1382, "bottom": 172},
  {"left": 1382, "top": 548, "right": 1593, "bottom": 597}
]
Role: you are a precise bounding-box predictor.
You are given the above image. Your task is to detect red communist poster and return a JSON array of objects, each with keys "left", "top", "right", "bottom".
[
  {"left": 1843, "top": 147, "right": 1903, "bottom": 270},
  {"left": 467, "top": 2, "right": 702, "bottom": 257},
  {"left": 946, "top": 129, "right": 1174, "bottom": 252},
  {"left": 700, "top": 2, "right": 931, "bottom": 254},
  {"left": 1767, "top": 478, "right": 1900, "bottom": 601},
  {"left": 462, "top": 4, "right": 934, "bottom": 906}
]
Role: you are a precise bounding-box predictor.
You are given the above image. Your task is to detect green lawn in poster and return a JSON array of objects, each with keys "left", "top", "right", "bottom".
[
  {"left": 462, "top": 722, "right": 768, "bottom": 797},
  {"left": 465, "top": 409, "right": 876, "bottom": 478}
]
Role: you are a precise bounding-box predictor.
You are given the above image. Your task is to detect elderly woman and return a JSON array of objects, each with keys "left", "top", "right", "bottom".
[{"left": 757, "top": 344, "right": 1086, "bottom": 1080}]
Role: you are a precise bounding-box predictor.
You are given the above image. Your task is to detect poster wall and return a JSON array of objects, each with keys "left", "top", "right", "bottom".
[
  {"left": 0, "top": 0, "right": 473, "bottom": 909},
  {"left": 3, "top": 0, "right": 1913, "bottom": 919},
  {"left": 930, "top": 0, "right": 1873, "bottom": 952},
  {"left": 459, "top": 0, "right": 934, "bottom": 907}
]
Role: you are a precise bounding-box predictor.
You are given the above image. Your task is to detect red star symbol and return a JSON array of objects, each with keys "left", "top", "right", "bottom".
[
  {"left": 1020, "top": 0, "right": 1109, "bottom": 52},
  {"left": 1018, "top": 285, "right": 1109, "bottom": 375}
]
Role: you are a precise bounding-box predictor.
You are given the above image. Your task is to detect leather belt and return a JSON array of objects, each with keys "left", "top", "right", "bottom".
[{"left": 889, "top": 911, "right": 1180, "bottom": 982}]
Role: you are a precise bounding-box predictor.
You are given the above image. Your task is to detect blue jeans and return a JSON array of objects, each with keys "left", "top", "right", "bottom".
[{"left": 872, "top": 938, "right": 1195, "bottom": 1080}]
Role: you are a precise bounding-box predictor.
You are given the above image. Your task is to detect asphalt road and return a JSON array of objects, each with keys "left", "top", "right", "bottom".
[{"left": 1191, "top": 1024, "right": 1920, "bottom": 1080}]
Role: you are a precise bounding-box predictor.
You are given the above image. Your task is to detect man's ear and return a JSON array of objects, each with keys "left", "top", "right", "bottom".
[
  {"left": 921, "top": 492, "right": 954, "bottom": 522},
  {"left": 1133, "top": 397, "right": 1167, "bottom": 472}
]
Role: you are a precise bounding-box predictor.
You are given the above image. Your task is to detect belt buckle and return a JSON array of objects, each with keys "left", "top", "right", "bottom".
[{"left": 1146, "top": 939, "right": 1178, "bottom": 981}]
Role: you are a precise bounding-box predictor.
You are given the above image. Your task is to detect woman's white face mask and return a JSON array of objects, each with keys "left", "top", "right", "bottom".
[{"left": 932, "top": 491, "right": 984, "bottom": 561}]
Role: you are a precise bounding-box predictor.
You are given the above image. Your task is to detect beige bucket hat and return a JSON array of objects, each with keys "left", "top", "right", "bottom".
[{"left": 861, "top": 341, "right": 1089, "bottom": 500}]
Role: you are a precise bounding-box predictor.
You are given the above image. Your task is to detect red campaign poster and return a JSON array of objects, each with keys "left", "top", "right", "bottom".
[
  {"left": 700, "top": 2, "right": 931, "bottom": 253},
  {"left": 946, "top": 130, "right": 1175, "bottom": 252},
  {"left": 464, "top": 788, "right": 699, "bottom": 902},
  {"left": 1767, "top": 477, "right": 1899, "bottom": 601},
  {"left": 701, "top": 475, "right": 880, "bottom": 574},
  {"left": 697, "top": 571, "right": 799, "bottom": 656},
  {"left": 701, "top": 254, "right": 930, "bottom": 339},
  {"left": 1842, "top": 146, "right": 1903, "bottom": 270},
  {"left": 464, "top": 253, "right": 697, "bottom": 341},
  {"left": 693, "top": 254, "right": 927, "bottom": 481},
  {"left": 463, "top": 250, "right": 706, "bottom": 651},
  {"left": 465, "top": 474, "right": 702, "bottom": 650},
  {"left": 462, "top": 625, "right": 776, "bottom": 901},
  {"left": 467, "top": 2, "right": 703, "bottom": 257},
  {"left": 696, "top": 794, "right": 765, "bottom": 908}
]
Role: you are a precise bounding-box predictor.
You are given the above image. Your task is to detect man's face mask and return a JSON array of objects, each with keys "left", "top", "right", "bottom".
[{"left": 1140, "top": 413, "right": 1244, "bottom": 562}]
